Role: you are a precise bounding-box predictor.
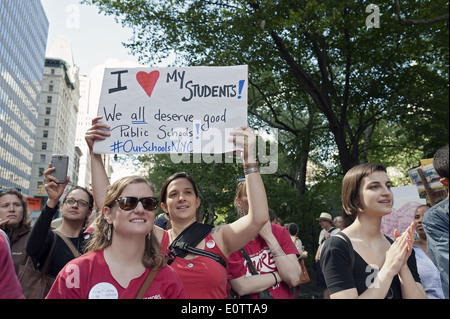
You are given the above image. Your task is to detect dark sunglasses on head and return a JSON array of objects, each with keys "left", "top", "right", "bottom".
[{"left": 115, "top": 197, "right": 158, "bottom": 211}]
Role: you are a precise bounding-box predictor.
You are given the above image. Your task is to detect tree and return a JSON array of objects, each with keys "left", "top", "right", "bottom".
[
  {"left": 83, "top": 0, "right": 448, "bottom": 175},
  {"left": 83, "top": 0, "right": 448, "bottom": 240}
]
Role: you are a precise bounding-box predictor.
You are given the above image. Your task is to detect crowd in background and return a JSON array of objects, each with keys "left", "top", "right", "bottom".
[{"left": 1, "top": 123, "right": 448, "bottom": 300}]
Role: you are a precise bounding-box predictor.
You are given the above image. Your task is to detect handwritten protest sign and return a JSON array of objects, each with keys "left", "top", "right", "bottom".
[{"left": 93, "top": 65, "right": 248, "bottom": 154}]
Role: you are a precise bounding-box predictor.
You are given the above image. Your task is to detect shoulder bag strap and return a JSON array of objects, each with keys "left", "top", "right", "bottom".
[
  {"left": 52, "top": 230, "right": 82, "bottom": 258},
  {"left": 40, "top": 231, "right": 57, "bottom": 275},
  {"left": 134, "top": 268, "right": 159, "bottom": 299},
  {"left": 240, "top": 248, "right": 259, "bottom": 275},
  {"left": 240, "top": 248, "right": 274, "bottom": 299}
]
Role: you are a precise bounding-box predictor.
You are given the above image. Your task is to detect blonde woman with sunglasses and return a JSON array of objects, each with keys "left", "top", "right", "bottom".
[{"left": 46, "top": 176, "right": 186, "bottom": 299}]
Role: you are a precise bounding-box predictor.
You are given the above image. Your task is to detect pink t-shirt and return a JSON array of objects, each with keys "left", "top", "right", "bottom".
[
  {"left": 227, "top": 223, "right": 299, "bottom": 299},
  {"left": 161, "top": 232, "right": 228, "bottom": 299},
  {"left": 46, "top": 249, "right": 186, "bottom": 299}
]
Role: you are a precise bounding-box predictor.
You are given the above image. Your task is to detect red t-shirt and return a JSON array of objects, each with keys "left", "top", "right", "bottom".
[
  {"left": 0, "top": 234, "right": 24, "bottom": 299},
  {"left": 161, "top": 231, "right": 228, "bottom": 299},
  {"left": 227, "top": 223, "right": 299, "bottom": 299},
  {"left": 46, "top": 250, "right": 187, "bottom": 299}
]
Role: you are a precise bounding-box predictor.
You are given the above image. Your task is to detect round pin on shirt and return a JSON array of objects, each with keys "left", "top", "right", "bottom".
[
  {"left": 89, "top": 282, "right": 119, "bottom": 299},
  {"left": 206, "top": 239, "right": 216, "bottom": 249}
]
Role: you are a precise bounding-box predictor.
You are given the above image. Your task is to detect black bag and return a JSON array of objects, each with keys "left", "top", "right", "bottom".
[{"left": 165, "top": 222, "right": 226, "bottom": 268}]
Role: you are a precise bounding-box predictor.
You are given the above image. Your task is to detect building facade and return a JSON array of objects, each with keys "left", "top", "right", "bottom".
[
  {"left": 0, "top": 0, "right": 49, "bottom": 194},
  {"left": 29, "top": 36, "right": 80, "bottom": 199},
  {"left": 76, "top": 74, "right": 93, "bottom": 189}
]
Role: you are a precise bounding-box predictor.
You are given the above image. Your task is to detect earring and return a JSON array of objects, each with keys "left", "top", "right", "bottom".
[{"left": 107, "top": 224, "right": 112, "bottom": 241}]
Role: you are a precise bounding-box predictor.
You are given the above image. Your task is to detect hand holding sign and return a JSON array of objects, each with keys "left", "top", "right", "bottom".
[
  {"left": 93, "top": 65, "right": 248, "bottom": 155},
  {"left": 229, "top": 127, "right": 257, "bottom": 164},
  {"left": 85, "top": 116, "right": 110, "bottom": 152}
]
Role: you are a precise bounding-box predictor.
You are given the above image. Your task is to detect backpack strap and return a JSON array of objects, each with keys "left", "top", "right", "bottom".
[{"left": 166, "top": 222, "right": 226, "bottom": 268}]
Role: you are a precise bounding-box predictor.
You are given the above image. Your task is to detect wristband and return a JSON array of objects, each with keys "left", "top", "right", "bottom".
[
  {"left": 271, "top": 272, "right": 278, "bottom": 286},
  {"left": 244, "top": 167, "right": 259, "bottom": 175},
  {"left": 243, "top": 161, "right": 258, "bottom": 169}
]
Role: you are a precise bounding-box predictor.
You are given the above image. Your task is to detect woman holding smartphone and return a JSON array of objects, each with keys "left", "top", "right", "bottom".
[{"left": 26, "top": 164, "right": 94, "bottom": 280}]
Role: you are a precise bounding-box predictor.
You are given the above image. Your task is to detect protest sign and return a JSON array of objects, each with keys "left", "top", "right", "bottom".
[
  {"left": 26, "top": 197, "right": 42, "bottom": 211},
  {"left": 93, "top": 65, "right": 248, "bottom": 154},
  {"left": 408, "top": 163, "right": 447, "bottom": 204},
  {"left": 380, "top": 185, "right": 426, "bottom": 238}
]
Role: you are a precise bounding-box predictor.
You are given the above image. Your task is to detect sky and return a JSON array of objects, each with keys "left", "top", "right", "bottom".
[
  {"left": 41, "top": 0, "right": 148, "bottom": 181},
  {"left": 41, "top": 0, "right": 141, "bottom": 75}
]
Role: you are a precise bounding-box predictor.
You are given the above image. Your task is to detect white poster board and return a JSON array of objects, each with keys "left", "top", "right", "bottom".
[
  {"left": 380, "top": 185, "right": 427, "bottom": 238},
  {"left": 93, "top": 65, "right": 248, "bottom": 154}
]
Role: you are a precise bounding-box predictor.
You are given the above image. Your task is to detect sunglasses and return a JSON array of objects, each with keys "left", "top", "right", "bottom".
[{"left": 115, "top": 197, "right": 158, "bottom": 211}]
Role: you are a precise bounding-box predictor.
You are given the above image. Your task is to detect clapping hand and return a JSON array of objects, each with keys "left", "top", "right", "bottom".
[{"left": 384, "top": 222, "right": 414, "bottom": 276}]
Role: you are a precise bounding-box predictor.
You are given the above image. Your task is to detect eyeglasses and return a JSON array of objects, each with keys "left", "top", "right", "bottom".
[
  {"left": 115, "top": 197, "right": 158, "bottom": 211},
  {"left": 64, "top": 198, "right": 90, "bottom": 208}
]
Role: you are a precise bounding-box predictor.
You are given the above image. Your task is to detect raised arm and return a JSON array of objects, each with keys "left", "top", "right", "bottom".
[
  {"left": 85, "top": 116, "right": 111, "bottom": 210},
  {"left": 212, "top": 127, "right": 269, "bottom": 257},
  {"left": 85, "top": 116, "right": 166, "bottom": 240},
  {"left": 26, "top": 165, "right": 69, "bottom": 261}
]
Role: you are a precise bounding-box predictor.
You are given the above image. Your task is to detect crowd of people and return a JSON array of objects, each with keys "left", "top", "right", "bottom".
[{"left": 0, "top": 118, "right": 448, "bottom": 299}]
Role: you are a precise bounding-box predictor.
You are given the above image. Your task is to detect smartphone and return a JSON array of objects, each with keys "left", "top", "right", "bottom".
[{"left": 50, "top": 154, "right": 69, "bottom": 184}]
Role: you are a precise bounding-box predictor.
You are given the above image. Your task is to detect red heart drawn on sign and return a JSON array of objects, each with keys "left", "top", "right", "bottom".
[{"left": 136, "top": 71, "right": 160, "bottom": 98}]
